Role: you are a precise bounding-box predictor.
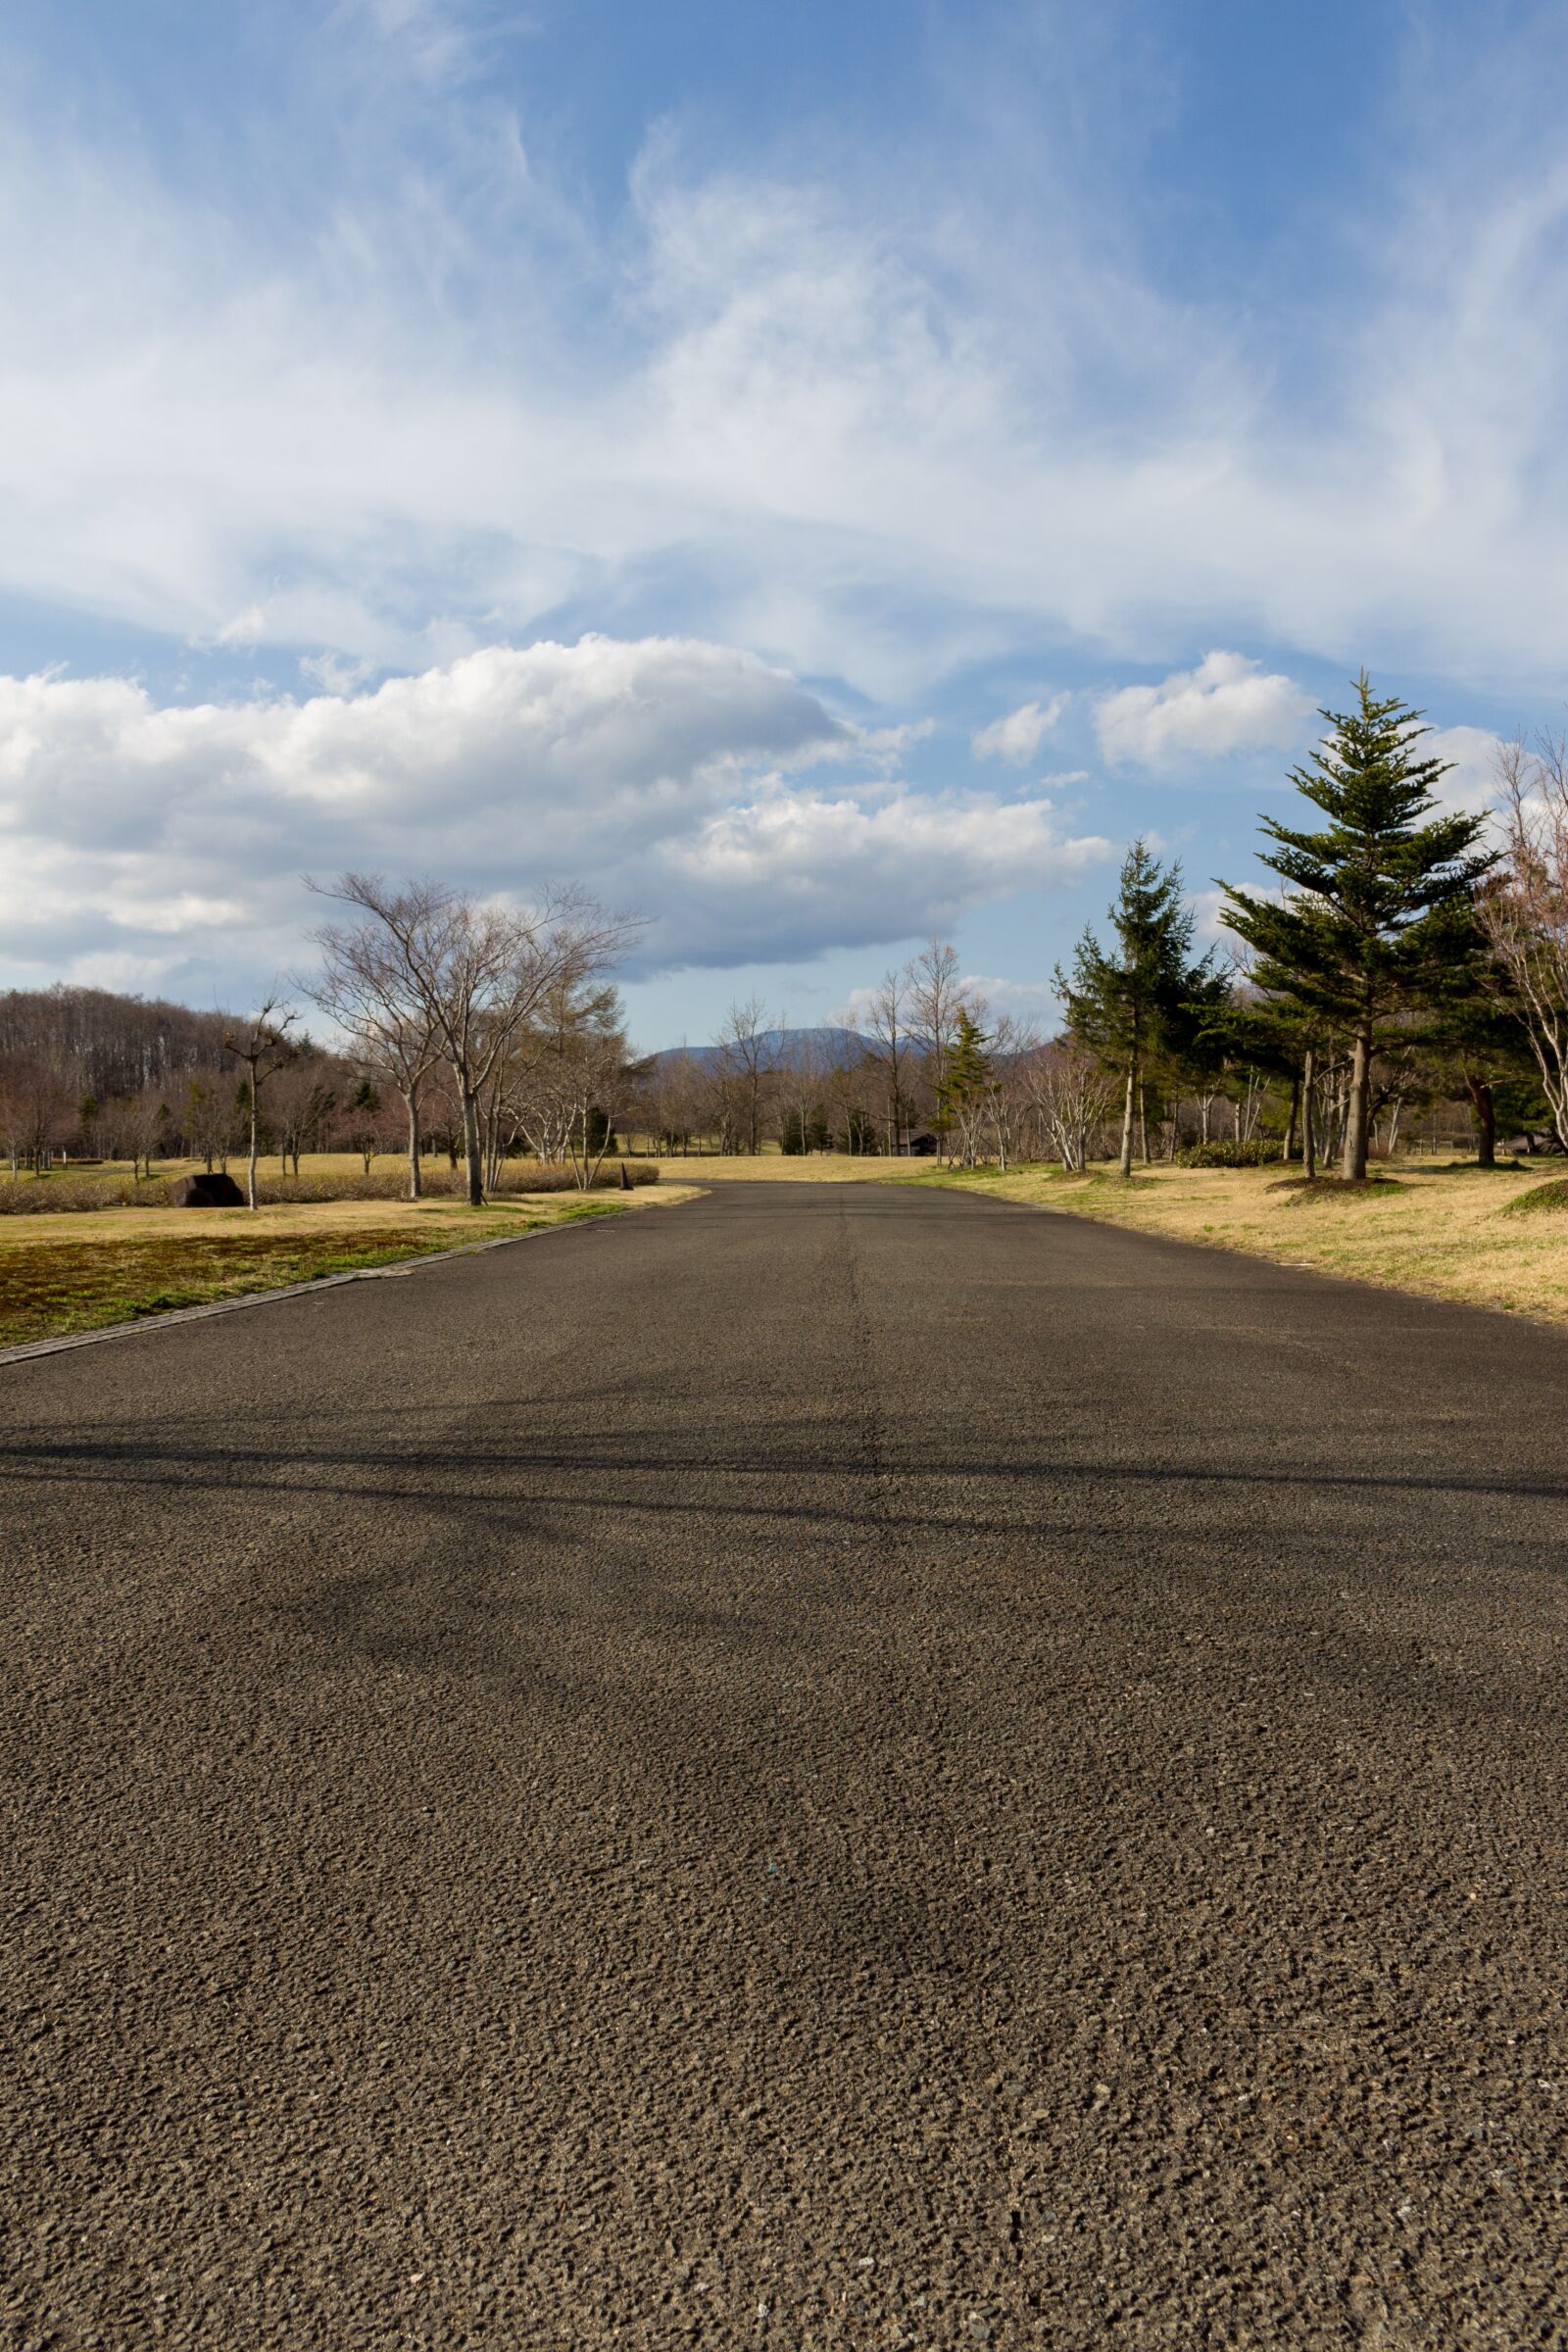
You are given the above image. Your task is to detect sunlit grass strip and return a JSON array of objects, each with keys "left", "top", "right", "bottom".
[{"left": 913, "top": 1158, "right": 1568, "bottom": 1326}]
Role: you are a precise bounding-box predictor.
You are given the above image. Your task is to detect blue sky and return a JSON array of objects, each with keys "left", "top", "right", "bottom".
[{"left": 1, "top": 0, "right": 1564, "bottom": 1046}]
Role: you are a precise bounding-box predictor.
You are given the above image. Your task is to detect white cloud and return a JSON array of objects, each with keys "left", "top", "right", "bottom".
[
  {"left": 0, "top": 637, "right": 1112, "bottom": 988},
  {"left": 1423, "top": 723, "right": 1503, "bottom": 814},
  {"left": 4, "top": 14, "right": 1568, "bottom": 706},
  {"left": 956, "top": 972, "right": 1062, "bottom": 1025},
  {"left": 659, "top": 788, "right": 1110, "bottom": 963},
  {"left": 1188, "top": 885, "right": 1284, "bottom": 947},
  {"left": 1095, "top": 653, "right": 1312, "bottom": 768},
  {"left": 971, "top": 697, "right": 1066, "bottom": 765}
]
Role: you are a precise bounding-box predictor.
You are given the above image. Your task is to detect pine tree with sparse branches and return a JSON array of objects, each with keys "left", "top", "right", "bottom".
[
  {"left": 1055, "top": 840, "right": 1211, "bottom": 1179},
  {"left": 1219, "top": 674, "right": 1494, "bottom": 1181}
]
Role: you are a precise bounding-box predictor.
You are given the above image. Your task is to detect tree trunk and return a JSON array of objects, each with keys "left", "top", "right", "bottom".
[
  {"left": 247, "top": 1095, "right": 260, "bottom": 1210},
  {"left": 461, "top": 1086, "right": 485, "bottom": 1206},
  {"left": 1118, "top": 1054, "right": 1137, "bottom": 1180},
  {"left": 1302, "top": 1050, "right": 1317, "bottom": 1180},
  {"left": 1466, "top": 1075, "right": 1496, "bottom": 1168},
  {"left": 1283, "top": 1076, "right": 1299, "bottom": 1162},
  {"left": 405, "top": 1093, "right": 423, "bottom": 1200},
  {"left": 1342, "top": 1029, "right": 1371, "bottom": 1181},
  {"left": 1386, "top": 1092, "right": 1406, "bottom": 1159}
]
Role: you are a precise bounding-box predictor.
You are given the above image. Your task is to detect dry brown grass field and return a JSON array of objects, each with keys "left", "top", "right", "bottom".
[
  {"left": 922, "top": 1157, "right": 1568, "bottom": 1325},
  {"left": 1, "top": 1150, "right": 659, "bottom": 1199}
]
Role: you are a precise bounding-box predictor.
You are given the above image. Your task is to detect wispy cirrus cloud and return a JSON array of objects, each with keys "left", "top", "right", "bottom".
[{"left": 3, "top": 6, "right": 1568, "bottom": 701}]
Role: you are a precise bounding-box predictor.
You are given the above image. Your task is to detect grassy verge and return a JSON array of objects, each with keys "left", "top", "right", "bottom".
[
  {"left": 910, "top": 1158, "right": 1568, "bottom": 1325},
  {"left": 0, "top": 1189, "right": 699, "bottom": 1350}
]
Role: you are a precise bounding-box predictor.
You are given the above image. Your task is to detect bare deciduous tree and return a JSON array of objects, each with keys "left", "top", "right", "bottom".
[
  {"left": 125, "top": 1085, "right": 171, "bottom": 1181},
  {"left": 865, "top": 969, "right": 913, "bottom": 1154},
  {"left": 715, "top": 995, "right": 777, "bottom": 1155},
  {"left": 311, "top": 876, "right": 635, "bottom": 1205},
  {"left": 268, "top": 1053, "right": 339, "bottom": 1178},
  {"left": 906, "top": 940, "right": 961, "bottom": 1161},
  {"left": 0, "top": 1055, "right": 73, "bottom": 1174},
  {"left": 224, "top": 998, "right": 300, "bottom": 1210},
  {"left": 305, "top": 912, "right": 442, "bottom": 1199},
  {"left": 1022, "top": 1038, "right": 1116, "bottom": 1172},
  {"left": 1480, "top": 735, "right": 1568, "bottom": 1147}
]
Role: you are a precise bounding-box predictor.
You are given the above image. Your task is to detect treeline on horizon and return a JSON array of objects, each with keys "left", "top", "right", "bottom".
[{"left": 3, "top": 677, "right": 1567, "bottom": 1196}]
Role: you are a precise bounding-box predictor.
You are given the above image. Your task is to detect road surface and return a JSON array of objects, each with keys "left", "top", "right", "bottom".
[{"left": 4, "top": 1181, "right": 1567, "bottom": 2348}]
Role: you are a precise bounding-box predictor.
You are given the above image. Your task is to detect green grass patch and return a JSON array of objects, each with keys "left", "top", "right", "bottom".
[
  {"left": 0, "top": 1216, "right": 563, "bottom": 1348},
  {"left": 1500, "top": 1177, "right": 1568, "bottom": 1219}
]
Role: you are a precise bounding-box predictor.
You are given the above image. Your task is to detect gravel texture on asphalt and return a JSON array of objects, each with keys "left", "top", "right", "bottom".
[{"left": 3, "top": 1181, "right": 1567, "bottom": 2351}]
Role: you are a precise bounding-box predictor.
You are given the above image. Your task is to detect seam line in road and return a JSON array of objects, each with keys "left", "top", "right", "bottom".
[{"left": 0, "top": 1219, "right": 604, "bottom": 1372}]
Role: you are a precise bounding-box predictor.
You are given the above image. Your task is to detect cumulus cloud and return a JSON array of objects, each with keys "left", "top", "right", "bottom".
[
  {"left": 1094, "top": 653, "right": 1312, "bottom": 768},
  {"left": 0, "top": 636, "right": 1112, "bottom": 989},
  {"left": 1423, "top": 724, "right": 1503, "bottom": 814},
  {"left": 971, "top": 697, "right": 1066, "bottom": 765},
  {"left": 659, "top": 789, "right": 1110, "bottom": 963}
]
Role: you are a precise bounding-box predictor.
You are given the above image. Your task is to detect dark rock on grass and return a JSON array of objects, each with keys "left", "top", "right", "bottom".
[{"left": 168, "top": 1172, "right": 246, "bottom": 1208}]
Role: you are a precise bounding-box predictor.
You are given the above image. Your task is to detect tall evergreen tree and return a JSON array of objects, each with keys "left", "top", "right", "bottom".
[
  {"left": 1219, "top": 675, "right": 1493, "bottom": 1181},
  {"left": 937, "top": 1006, "right": 993, "bottom": 1165},
  {"left": 1427, "top": 911, "right": 1541, "bottom": 1166},
  {"left": 1055, "top": 840, "right": 1210, "bottom": 1179}
]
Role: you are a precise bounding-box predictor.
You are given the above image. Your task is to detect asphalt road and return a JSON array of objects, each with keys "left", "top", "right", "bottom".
[{"left": 4, "top": 1181, "right": 1568, "bottom": 2351}]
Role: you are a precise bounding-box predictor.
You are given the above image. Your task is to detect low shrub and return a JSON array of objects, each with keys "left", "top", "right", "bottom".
[
  {"left": 0, "top": 1174, "right": 149, "bottom": 1213},
  {"left": 254, "top": 1161, "right": 660, "bottom": 1201},
  {"left": 1174, "top": 1138, "right": 1274, "bottom": 1168}
]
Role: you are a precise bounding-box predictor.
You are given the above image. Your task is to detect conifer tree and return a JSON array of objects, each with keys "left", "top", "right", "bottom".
[
  {"left": 1219, "top": 676, "right": 1493, "bottom": 1181},
  {"left": 938, "top": 1006, "right": 993, "bottom": 1164},
  {"left": 1055, "top": 840, "right": 1210, "bottom": 1179}
]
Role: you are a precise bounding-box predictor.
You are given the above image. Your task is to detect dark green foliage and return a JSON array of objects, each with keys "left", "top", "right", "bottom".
[
  {"left": 1219, "top": 674, "right": 1494, "bottom": 1179},
  {"left": 781, "top": 1108, "right": 832, "bottom": 1154},
  {"left": 1056, "top": 840, "right": 1218, "bottom": 1177},
  {"left": 938, "top": 1007, "right": 991, "bottom": 1119},
  {"left": 1175, "top": 1138, "right": 1272, "bottom": 1167}
]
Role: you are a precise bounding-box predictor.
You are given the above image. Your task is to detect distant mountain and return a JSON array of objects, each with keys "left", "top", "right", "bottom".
[{"left": 641, "top": 1025, "right": 876, "bottom": 1073}]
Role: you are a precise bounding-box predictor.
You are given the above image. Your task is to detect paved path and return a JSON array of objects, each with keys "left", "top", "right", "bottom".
[{"left": 4, "top": 1182, "right": 1567, "bottom": 2349}]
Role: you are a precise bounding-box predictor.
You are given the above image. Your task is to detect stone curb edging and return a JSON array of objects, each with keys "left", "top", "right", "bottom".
[{"left": 0, "top": 1219, "right": 603, "bottom": 1371}]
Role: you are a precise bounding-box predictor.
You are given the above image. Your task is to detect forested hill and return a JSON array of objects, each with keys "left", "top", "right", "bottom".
[
  {"left": 0, "top": 985, "right": 238, "bottom": 1100},
  {"left": 644, "top": 1026, "right": 875, "bottom": 1072}
]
